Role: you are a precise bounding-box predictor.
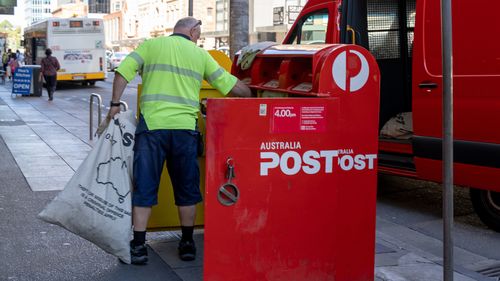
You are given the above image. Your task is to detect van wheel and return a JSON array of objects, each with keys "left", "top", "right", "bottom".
[{"left": 470, "top": 188, "right": 500, "bottom": 232}]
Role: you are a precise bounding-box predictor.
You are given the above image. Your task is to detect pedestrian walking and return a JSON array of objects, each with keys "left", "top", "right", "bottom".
[
  {"left": 0, "top": 50, "right": 4, "bottom": 83},
  {"left": 106, "top": 16, "right": 251, "bottom": 265},
  {"left": 39, "top": 48, "right": 60, "bottom": 101},
  {"left": 8, "top": 54, "right": 19, "bottom": 79},
  {"left": 2, "top": 49, "right": 12, "bottom": 75},
  {"left": 16, "top": 50, "right": 24, "bottom": 66}
]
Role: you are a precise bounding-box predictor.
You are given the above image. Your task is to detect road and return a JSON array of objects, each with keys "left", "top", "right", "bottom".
[
  {"left": 377, "top": 175, "right": 500, "bottom": 279},
  {"left": 55, "top": 72, "right": 140, "bottom": 117},
  {"left": 54, "top": 74, "right": 500, "bottom": 279}
]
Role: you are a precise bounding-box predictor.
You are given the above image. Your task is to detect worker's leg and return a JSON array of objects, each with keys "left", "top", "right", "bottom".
[
  {"left": 178, "top": 205, "right": 196, "bottom": 226},
  {"left": 166, "top": 130, "right": 201, "bottom": 261},
  {"left": 132, "top": 206, "right": 152, "bottom": 231},
  {"left": 129, "top": 123, "right": 167, "bottom": 264}
]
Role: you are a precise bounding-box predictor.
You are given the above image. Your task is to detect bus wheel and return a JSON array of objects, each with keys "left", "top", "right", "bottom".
[
  {"left": 89, "top": 81, "right": 96, "bottom": 86},
  {"left": 470, "top": 188, "right": 500, "bottom": 232}
]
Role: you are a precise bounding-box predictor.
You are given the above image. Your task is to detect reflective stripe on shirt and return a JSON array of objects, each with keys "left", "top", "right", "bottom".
[
  {"left": 143, "top": 64, "right": 203, "bottom": 83},
  {"left": 205, "top": 67, "right": 224, "bottom": 84},
  {"left": 140, "top": 93, "right": 200, "bottom": 108},
  {"left": 128, "top": 52, "right": 144, "bottom": 67}
]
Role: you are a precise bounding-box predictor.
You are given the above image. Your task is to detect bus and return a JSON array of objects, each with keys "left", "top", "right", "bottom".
[{"left": 24, "top": 17, "right": 106, "bottom": 85}]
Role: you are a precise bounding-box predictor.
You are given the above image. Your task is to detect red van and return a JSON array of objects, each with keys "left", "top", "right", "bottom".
[{"left": 281, "top": 0, "right": 500, "bottom": 231}]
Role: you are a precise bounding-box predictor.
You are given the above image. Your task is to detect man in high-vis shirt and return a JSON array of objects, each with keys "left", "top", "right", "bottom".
[{"left": 107, "top": 17, "right": 251, "bottom": 265}]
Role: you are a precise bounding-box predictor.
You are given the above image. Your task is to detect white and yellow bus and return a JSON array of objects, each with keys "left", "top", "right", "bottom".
[{"left": 24, "top": 18, "right": 106, "bottom": 85}]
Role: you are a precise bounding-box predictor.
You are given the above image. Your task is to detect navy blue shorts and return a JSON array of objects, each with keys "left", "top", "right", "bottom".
[{"left": 132, "top": 118, "right": 201, "bottom": 207}]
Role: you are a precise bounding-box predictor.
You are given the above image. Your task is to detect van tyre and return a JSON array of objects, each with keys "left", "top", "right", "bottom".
[{"left": 470, "top": 188, "right": 500, "bottom": 232}]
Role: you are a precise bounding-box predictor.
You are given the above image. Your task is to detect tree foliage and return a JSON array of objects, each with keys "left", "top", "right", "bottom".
[{"left": 0, "top": 19, "right": 22, "bottom": 51}]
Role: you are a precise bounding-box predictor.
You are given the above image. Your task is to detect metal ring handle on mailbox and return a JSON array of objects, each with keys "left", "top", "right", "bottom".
[
  {"left": 217, "top": 182, "right": 240, "bottom": 206},
  {"left": 217, "top": 157, "right": 240, "bottom": 206}
]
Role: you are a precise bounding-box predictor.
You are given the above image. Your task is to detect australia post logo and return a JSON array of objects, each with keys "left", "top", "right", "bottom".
[
  {"left": 259, "top": 141, "right": 376, "bottom": 176},
  {"left": 332, "top": 49, "right": 369, "bottom": 92}
]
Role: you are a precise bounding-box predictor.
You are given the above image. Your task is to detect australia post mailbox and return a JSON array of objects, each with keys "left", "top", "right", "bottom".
[{"left": 204, "top": 44, "right": 380, "bottom": 280}]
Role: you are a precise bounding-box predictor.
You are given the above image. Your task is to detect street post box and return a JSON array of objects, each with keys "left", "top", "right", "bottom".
[{"left": 204, "top": 44, "right": 380, "bottom": 280}]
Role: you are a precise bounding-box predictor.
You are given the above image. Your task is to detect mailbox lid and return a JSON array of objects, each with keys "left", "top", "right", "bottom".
[
  {"left": 259, "top": 44, "right": 334, "bottom": 56},
  {"left": 204, "top": 97, "right": 378, "bottom": 281}
]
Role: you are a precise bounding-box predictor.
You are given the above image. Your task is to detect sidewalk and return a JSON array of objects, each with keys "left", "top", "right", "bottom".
[{"left": 0, "top": 82, "right": 494, "bottom": 281}]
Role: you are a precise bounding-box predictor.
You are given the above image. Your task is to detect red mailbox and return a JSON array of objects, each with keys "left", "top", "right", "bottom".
[{"left": 204, "top": 44, "right": 380, "bottom": 280}]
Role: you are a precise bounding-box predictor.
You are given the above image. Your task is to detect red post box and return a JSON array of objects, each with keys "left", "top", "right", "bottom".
[{"left": 204, "top": 44, "right": 380, "bottom": 280}]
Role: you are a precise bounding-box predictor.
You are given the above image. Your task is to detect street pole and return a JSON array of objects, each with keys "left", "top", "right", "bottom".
[
  {"left": 441, "top": 0, "right": 454, "bottom": 280},
  {"left": 189, "top": 0, "right": 193, "bottom": 16},
  {"left": 229, "top": 0, "right": 249, "bottom": 59}
]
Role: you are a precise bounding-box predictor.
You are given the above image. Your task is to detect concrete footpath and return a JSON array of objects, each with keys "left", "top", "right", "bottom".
[{"left": 0, "top": 82, "right": 495, "bottom": 281}]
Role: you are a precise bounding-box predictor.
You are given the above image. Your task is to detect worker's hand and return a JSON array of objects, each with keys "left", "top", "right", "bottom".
[
  {"left": 95, "top": 114, "right": 111, "bottom": 137},
  {"left": 107, "top": 105, "right": 121, "bottom": 119}
]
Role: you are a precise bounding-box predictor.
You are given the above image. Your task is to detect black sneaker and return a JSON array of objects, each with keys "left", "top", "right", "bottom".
[
  {"left": 178, "top": 240, "right": 196, "bottom": 261},
  {"left": 130, "top": 241, "right": 148, "bottom": 265}
]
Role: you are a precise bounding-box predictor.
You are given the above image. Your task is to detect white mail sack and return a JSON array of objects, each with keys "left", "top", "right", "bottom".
[{"left": 38, "top": 111, "right": 136, "bottom": 264}]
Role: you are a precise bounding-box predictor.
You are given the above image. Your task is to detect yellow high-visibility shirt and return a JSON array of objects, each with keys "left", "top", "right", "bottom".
[{"left": 117, "top": 34, "right": 237, "bottom": 130}]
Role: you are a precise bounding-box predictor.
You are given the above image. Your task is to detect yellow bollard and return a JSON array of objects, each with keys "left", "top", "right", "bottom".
[{"left": 134, "top": 50, "right": 232, "bottom": 230}]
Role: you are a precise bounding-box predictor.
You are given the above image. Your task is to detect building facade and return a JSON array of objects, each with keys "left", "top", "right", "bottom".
[
  {"left": 104, "top": 0, "right": 216, "bottom": 52},
  {"left": 101, "top": 0, "right": 301, "bottom": 53},
  {"left": 204, "top": 0, "right": 307, "bottom": 49},
  {"left": 88, "top": 0, "right": 109, "bottom": 13},
  {"left": 52, "top": 0, "right": 87, "bottom": 17},
  {"left": 103, "top": 0, "right": 139, "bottom": 51},
  {"left": 24, "top": 0, "right": 57, "bottom": 24},
  {"left": 58, "top": 0, "right": 109, "bottom": 13}
]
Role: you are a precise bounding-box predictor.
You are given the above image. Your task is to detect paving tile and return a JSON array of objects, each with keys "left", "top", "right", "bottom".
[
  {"left": 31, "top": 126, "right": 68, "bottom": 136},
  {"left": 44, "top": 140, "right": 87, "bottom": 147},
  {"left": 0, "top": 106, "right": 19, "bottom": 119},
  {"left": 1, "top": 136, "right": 42, "bottom": 143},
  {"left": 25, "top": 120, "right": 56, "bottom": 125},
  {"left": 150, "top": 234, "right": 204, "bottom": 270},
  {"left": 375, "top": 251, "right": 408, "bottom": 267},
  {"left": 174, "top": 266, "right": 203, "bottom": 281},
  {"left": 19, "top": 163, "right": 75, "bottom": 178},
  {"left": 7, "top": 143, "right": 55, "bottom": 155},
  {"left": 66, "top": 159, "right": 84, "bottom": 171},
  {"left": 25, "top": 176, "right": 72, "bottom": 191},
  {"left": 9, "top": 148, "right": 58, "bottom": 157},
  {"left": 58, "top": 151, "right": 91, "bottom": 161},
  {"left": 51, "top": 144, "right": 92, "bottom": 153},
  {"left": 0, "top": 126, "right": 35, "bottom": 135},
  {"left": 14, "top": 155, "right": 67, "bottom": 167}
]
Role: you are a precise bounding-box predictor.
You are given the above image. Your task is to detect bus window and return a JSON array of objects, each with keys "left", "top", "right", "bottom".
[
  {"left": 290, "top": 10, "right": 329, "bottom": 45},
  {"left": 35, "top": 38, "right": 47, "bottom": 63}
]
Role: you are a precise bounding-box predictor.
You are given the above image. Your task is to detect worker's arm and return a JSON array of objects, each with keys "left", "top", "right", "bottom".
[
  {"left": 227, "top": 80, "right": 252, "bottom": 97},
  {"left": 107, "top": 72, "right": 128, "bottom": 118}
]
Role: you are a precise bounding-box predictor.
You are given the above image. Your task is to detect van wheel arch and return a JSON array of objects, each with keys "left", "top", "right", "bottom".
[{"left": 470, "top": 188, "right": 500, "bottom": 232}]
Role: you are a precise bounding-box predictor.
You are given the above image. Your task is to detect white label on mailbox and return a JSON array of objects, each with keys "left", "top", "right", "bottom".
[
  {"left": 263, "top": 79, "right": 279, "bottom": 88},
  {"left": 292, "top": 82, "right": 313, "bottom": 92},
  {"left": 259, "top": 104, "right": 267, "bottom": 116}
]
